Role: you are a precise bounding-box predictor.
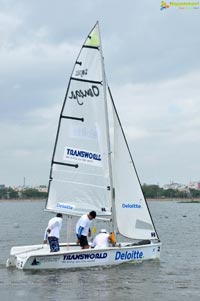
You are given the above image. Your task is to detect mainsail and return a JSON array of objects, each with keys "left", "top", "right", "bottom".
[{"left": 46, "top": 23, "right": 112, "bottom": 217}]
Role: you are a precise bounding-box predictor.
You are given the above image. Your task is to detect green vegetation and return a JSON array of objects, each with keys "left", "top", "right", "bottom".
[
  {"left": 21, "top": 188, "right": 47, "bottom": 198},
  {"left": 142, "top": 184, "right": 200, "bottom": 199},
  {"left": 0, "top": 187, "right": 47, "bottom": 199}
]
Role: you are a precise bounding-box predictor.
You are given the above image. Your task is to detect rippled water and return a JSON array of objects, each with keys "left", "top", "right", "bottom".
[{"left": 0, "top": 200, "right": 199, "bottom": 300}]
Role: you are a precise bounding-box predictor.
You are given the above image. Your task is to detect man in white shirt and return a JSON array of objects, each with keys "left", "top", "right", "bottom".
[
  {"left": 44, "top": 213, "right": 63, "bottom": 252},
  {"left": 91, "top": 229, "right": 111, "bottom": 249},
  {"left": 76, "top": 211, "right": 96, "bottom": 249}
]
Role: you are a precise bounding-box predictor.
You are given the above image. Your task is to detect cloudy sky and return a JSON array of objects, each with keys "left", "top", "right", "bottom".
[{"left": 0, "top": 0, "right": 199, "bottom": 187}]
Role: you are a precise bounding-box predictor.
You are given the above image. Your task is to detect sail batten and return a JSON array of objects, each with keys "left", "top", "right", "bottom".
[
  {"left": 83, "top": 45, "right": 99, "bottom": 50},
  {"left": 61, "top": 116, "right": 84, "bottom": 122},
  {"left": 52, "top": 179, "right": 108, "bottom": 189},
  {"left": 53, "top": 161, "right": 78, "bottom": 168},
  {"left": 70, "top": 77, "right": 102, "bottom": 84}
]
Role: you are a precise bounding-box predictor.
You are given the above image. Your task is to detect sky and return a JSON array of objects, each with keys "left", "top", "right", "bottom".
[{"left": 0, "top": 0, "right": 200, "bottom": 187}]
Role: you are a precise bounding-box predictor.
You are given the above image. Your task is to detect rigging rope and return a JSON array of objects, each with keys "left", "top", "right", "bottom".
[{"left": 66, "top": 216, "right": 72, "bottom": 250}]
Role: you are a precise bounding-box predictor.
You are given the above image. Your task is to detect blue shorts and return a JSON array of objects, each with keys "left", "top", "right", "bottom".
[{"left": 48, "top": 236, "right": 60, "bottom": 252}]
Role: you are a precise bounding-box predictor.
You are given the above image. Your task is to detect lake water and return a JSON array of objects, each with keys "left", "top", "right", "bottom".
[{"left": 0, "top": 200, "right": 199, "bottom": 301}]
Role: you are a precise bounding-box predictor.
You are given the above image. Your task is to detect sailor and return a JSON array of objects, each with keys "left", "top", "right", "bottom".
[
  {"left": 76, "top": 211, "right": 96, "bottom": 249},
  {"left": 44, "top": 213, "right": 63, "bottom": 252},
  {"left": 91, "top": 229, "right": 116, "bottom": 249}
]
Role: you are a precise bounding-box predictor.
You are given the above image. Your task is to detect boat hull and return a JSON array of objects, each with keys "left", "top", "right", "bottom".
[{"left": 6, "top": 241, "right": 161, "bottom": 270}]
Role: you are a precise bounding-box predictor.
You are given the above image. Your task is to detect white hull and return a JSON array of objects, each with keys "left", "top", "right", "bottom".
[{"left": 6, "top": 241, "right": 161, "bottom": 270}]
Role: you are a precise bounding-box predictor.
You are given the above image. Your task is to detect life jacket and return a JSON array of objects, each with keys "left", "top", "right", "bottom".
[{"left": 109, "top": 232, "right": 116, "bottom": 245}]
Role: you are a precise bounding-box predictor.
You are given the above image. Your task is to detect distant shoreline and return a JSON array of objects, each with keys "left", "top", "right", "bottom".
[
  {"left": 1, "top": 198, "right": 200, "bottom": 203},
  {"left": 0, "top": 198, "right": 46, "bottom": 202},
  {"left": 148, "top": 198, "right": 200, "bottom": 202}
]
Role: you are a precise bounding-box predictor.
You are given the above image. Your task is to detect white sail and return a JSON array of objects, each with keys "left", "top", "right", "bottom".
[
  {"left": 46, "top": 23, "right": 112, "bottom": 217},
  {"left": 110, "top": 90, "right": 158, "bottom": 240}
]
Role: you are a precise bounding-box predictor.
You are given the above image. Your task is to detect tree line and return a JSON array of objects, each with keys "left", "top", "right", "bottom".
[
  {"left": 1, "top": 184, "right": 200, "bottom": 200},
  {"left": 0, "top": 187, "right": 48, "bottom": 199},
  {"left": 142, "top": 184, "right": 200, "bottom": 199}
]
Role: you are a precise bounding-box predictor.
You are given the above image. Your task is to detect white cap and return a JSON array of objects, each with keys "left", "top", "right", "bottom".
[{"left": 100, "top": 229, "right": 108, "bottom": 233}]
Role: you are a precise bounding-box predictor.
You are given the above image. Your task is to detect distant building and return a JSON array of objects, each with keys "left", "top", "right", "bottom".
[
  {"left": 163, "top": 182, "right": 188, "bottom": 192},
  {"left": 35, "top": 186, "right": 48, "bottom": 193},
  {"left": 188, "top": 181, "right": 200, "bottom": 190},
  {"left": 163, "top": 182, "right": 182, "bottom": 190}
]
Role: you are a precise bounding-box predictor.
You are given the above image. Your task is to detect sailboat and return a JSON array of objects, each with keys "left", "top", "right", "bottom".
[{"left": 6, "top": 22, "right": 161, "bottom": 270}]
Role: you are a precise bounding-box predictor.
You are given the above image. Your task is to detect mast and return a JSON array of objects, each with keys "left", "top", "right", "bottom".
[{"left": 98, "top": 23, "right": 116, "bottom": 233}]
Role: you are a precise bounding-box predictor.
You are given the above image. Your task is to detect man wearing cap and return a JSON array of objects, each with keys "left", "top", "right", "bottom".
[
  {"left": 76, "top": 211, "right": 96, "bottom": 249},
  {"left": 91, "top": 229, "right": 114, "bottom": 249}
]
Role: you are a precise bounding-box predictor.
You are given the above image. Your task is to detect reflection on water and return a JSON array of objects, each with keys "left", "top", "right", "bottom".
[{"left": 0, "top": 200, "right": 200, "bottom": 300}]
